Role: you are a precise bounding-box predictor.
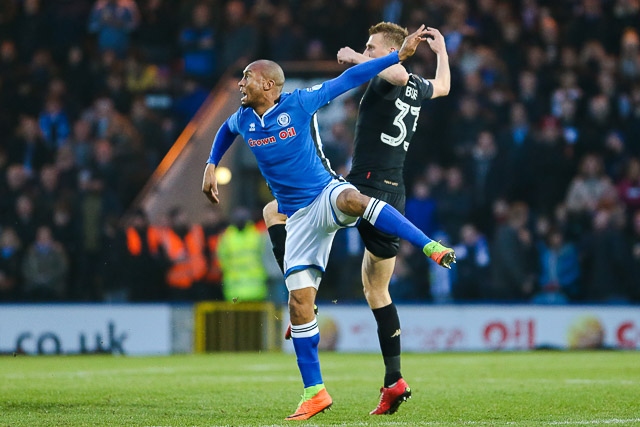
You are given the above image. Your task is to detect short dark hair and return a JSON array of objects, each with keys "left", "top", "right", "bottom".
[{"left": 369, "top": 22, "right": 409, "bottom": 49}]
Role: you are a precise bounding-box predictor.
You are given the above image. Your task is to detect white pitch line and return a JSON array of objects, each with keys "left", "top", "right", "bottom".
[{"left": 202, "top": 419, "right": 640, "bottom": 427}]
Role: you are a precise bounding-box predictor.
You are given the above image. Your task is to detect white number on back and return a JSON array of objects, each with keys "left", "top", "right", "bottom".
[{"left": 380, "top": 98, "right": 420, "bottom": 151}]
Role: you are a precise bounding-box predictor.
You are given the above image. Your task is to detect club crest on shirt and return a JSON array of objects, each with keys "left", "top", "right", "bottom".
[
  {"left": 249, "top": 122, "right": 256, "bottom": 132},
  {"left": 277, "top": 113, "right": 291, "bottom": 127}
]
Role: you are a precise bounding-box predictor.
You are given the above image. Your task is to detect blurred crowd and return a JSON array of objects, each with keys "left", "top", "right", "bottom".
[{"left": 1, "top": 0, "right": 639, "bottom": 304}]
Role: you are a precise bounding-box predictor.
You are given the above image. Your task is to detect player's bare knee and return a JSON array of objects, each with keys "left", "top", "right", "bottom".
[
  {"left": 336, "top": 188, "right": 370, "bottom": 217},
  {"left": 288, "top": 291, "right": 315, "bottom": 322}
]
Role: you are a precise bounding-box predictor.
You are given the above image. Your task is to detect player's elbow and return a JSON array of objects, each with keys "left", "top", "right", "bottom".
[{"left": 432, "top": 81, "right": 450, "bottom": 98}]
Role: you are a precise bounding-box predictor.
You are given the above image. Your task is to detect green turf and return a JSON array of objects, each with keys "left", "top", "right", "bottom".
[{"left": 1, "top": 351, "right": 639, "bottom": 426}]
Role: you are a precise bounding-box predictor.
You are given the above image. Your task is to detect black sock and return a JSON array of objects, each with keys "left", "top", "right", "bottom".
[
  {"left": 372, "top": 303, "right": 402, "bottom": 387},
  {"left": 267, "top": 224, "right": 286, "bottom": 274}
]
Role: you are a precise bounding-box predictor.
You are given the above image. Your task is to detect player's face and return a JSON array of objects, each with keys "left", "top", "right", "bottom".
[
  {"left": 238, "top": 66, "right": 264, "bottom": 107},
  {"left": 364, "top": 33, "right": 393, "bottom": 59}
]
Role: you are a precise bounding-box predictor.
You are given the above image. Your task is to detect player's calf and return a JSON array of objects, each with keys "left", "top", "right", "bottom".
[{"left": 285, "top": 304, "right": 318, "bottom": 340}]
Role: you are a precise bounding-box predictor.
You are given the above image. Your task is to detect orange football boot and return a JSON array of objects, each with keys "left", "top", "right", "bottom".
[{"left": 285, "top": 388, "right": 333, "bottom": 421}]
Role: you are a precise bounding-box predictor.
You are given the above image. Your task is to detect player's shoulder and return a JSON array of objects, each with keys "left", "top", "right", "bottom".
[
  {"left": 407, "top": 73, "right": 434, "bottom": 99},
  {"left": 407, "top": 73, "right": 430, "bottom": 88}
]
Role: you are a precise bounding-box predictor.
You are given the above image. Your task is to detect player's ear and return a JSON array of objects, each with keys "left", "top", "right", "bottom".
[{"left": 264, "top": 79, "right": 275, "bottom": 91}]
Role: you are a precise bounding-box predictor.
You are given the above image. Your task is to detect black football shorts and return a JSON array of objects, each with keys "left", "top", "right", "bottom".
[{"left": 355, "top": 184, "right": 405, "bottom": 259}]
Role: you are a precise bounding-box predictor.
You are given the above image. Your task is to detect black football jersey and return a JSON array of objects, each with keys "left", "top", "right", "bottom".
[{"left": 347, "top": 74, "right": 433, "bottom": 193}]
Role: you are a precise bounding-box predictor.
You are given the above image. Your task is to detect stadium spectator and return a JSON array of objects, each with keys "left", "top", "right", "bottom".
[
  {"left": 135, "top": 0, "right": 176, "bottom": 65},
  {"left": 178, "top": 1, "right": 216, "bottom": 84},
  {"left": 602, "top": 130, "right": 629, "bottom": 182},
  {"left": 405, "top": 179, "right": 439, "bottom": 239},
  {"left": 124, "top": 209, "right": 166, "bottom": 302},
  {"left": 54, "top": 145, "right": 80, "bottom": 194},
  {"left": 565, "top": 153, "right": 616, "bottom": 235},
  {"left": 129, "top": 96, "right": 164, "bottom": 169},
  {"left": 0, "top": 227, "right": 22, "bottom": 301},
  {"left": 21, "top": 225, "right": 68, "bottom": 301},
  {"left": 49, "top": 200, "right": 78, "bottom": 289},
  {"left": 38, "top": 96, "right": 71, "bottom": 150},
  {"left": 88, "top": 0, "right": 140, "bottom": 58},
  {"left": 14, "top": 0, "right": 48, "bottom": 64},
  {"left": 74, "top": 169, "right": 121, "bottom": 300},
  {"left": 490, "top": 201, "right": 537, "bottom": 301},
  {"left": 7, "top": 115, "right": 52, "bottom": 176},
  {"left": 124, "top": 51, "right": 158, "bottom": 94},
  {"left": 262, "top": 6, "right": 304, "bottom": 62},
  {"left": 451, "top": 223, "right": 491, "bottom": 301},
  {"left": 499, "top": 102, "right": 534, "bottom": 200},
  {"left": 160, "top": 206, "right": 207, "bottom": 301},
  {"left": 36, "top": 164, "right": 61, "bottom": 222},
  {"left": 197, "top": 206, "right": 227, "bottom": 301},
  {"left": 99, "top": 214, "right": 129, "bottom": 302},
  {"left": 579, "top": 208, "right": 630, "bottom": 302},
  {"left": 67, "top": 118, "right": 94, "bottom": 170},
  {"left": 0, "top": 164, "right": 29, "bottom": 225},
  {"left": 217, "top": 206, "right": 268, "bottom": 302},
  {"left": 449, "top": 96, "right": 485, "bottom": 160},
  {"left": 11, "top": 195, "right": 39, "bottom": 248},
  {"left": 526, "top": 116, "right": 576, "bottom": 217},
  {"left": 173, "top": 77, "right": 209, "bottom": 128},
  {"left": 464, "top": 130, "right": 506, "bottom": 233},
  {"left": 64, "top": 45, "right": 93, "bottom": 107},
  {"left": 388, "top": 240, "right": 430, "bottom": 302},
  {"left": 532, "top": 227, "right": 580, "bottom": 304},
  {"left": 616, "top": 156, "right": 640, "bottom": 218},
  {"left": 434, "top": 166, "right": 473, "bottom": 243},
  {"left": 216, "top": 0, "right": 256, "bottom": 74}
]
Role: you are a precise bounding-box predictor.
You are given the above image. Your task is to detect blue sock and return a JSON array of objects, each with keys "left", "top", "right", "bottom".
[
  {"left": 291, "top": 318, "right": 323, "bottom": 388},
  {"left": 363, "top": 199, "right": 433, "bottom": 249}
]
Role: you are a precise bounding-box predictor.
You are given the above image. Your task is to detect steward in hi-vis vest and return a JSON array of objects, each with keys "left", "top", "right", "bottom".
[{"left": 217, "top": 207, "right": 267, "bottom": 301}]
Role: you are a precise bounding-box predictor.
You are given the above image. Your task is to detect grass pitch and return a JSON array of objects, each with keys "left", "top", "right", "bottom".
[{"left": 1, "top": 351, "right": 639, "bottom": 426}]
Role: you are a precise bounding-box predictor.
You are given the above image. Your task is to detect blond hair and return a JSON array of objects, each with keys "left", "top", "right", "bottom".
[{"left": 369, "top": 22, "right": 409, "bottom": 49}]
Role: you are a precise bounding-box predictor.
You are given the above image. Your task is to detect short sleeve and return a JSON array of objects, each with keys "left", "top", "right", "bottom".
[{"left": 411, "top": 74, "right": 434, "bottom": 100}]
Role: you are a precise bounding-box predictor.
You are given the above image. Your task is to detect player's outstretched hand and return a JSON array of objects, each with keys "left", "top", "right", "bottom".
[
  {"left": 202, "top": 163, "right": 220, "bottom": 204},
  {"left": 337, "top": 46, "right": 358, "bottom": 64},
  {"left": 398, "top": 24, "right": 429, "bottom": 61},
  {"left": 425, "top": 27, "right": 446, "bottom": 55}
]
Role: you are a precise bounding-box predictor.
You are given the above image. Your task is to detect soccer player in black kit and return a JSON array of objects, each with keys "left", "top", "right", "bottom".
[{"left": 263, "top": 22, "right": 452, "bottom": 415}]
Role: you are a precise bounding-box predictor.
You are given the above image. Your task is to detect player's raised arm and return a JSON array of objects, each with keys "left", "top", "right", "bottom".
[
  {"left": 425, "top": 27, "right": 450, "bottom": 98},
  {"left": 398, "top": 24, "right": 429, "bottom": 61},
  {"left": 337, "top": 46, "right": 409, "bottom": 86},
  {"left": 300, "top": 25, "right": 428, "bottom": 112}
]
